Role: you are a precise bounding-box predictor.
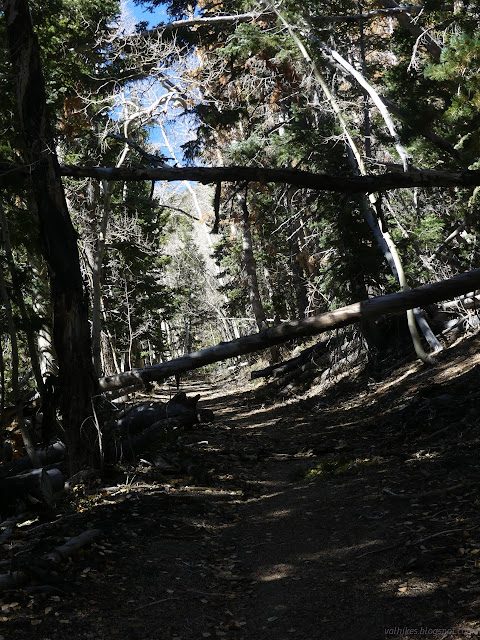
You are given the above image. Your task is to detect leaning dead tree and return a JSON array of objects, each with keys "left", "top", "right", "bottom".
[{"left": 99, "top": 268, "right": 480, "bottom": 393}]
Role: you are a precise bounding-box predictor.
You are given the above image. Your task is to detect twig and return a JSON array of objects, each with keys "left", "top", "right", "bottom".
[
  {"left": 411, "top": 527, "right": 475, "bottom": 546},
  {"left": 356, "top": 544, "right": 399, "bottom": 558},
  {"left": 181, "top": 588, "right": 234, "bottom": 597},
  {"left": 382, "top": 488, "right": 411, "bottom": 500},
  {"left": 383, "top": 482, "right": 470, "bottom": 502},
  {"left": 423, "top": 421, "right": 462, "bottom": 441},
  {"left": 137, "top": 597, "right": 179, "bottom": 609}
]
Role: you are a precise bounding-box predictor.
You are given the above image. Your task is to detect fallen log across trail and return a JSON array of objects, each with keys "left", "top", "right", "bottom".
[{"left": 99, "top": 268, "right": 480, "bottom": 393}]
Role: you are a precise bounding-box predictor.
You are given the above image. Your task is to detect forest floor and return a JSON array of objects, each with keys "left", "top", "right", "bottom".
[{"left": 2, "top": 332, "right": 480, "bottom": 640}]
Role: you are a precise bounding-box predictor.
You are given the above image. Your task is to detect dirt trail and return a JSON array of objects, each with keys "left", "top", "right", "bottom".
[{"left": 2, "top": 335, "right": 480, "bottom": 640}]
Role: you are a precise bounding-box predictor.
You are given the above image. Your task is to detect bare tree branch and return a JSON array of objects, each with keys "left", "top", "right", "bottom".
[
  {"left": 159, "top": 203, "right": 199, "bottom": 221},
  {"left": 312, "top": 5, "right": 454, "bottom": 23},
  {"left": 138, "top": 12, "right": 271, "bottom": 38},
  {"left": 107, "top": 133, "right": 172, "bottom": 166},
  {"left": 379, "top": 0, "right": 443, "bottom": 62},
  {"left": 134, "top": 5, "right": 456, "bottom": 39}
]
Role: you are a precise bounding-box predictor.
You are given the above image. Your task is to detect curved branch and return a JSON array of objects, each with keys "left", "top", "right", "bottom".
[
  {"left": 107, "top": 133, "right": 171, "bottom": 166},
  {"left": 159, "top": 203, "right": 199, "bottom": 221},
  {"left": 379, "top": 0, "right": 443, "bottom": 62},
  {"left": 306, "top": 35, "right": 411, "bottom": 170}
]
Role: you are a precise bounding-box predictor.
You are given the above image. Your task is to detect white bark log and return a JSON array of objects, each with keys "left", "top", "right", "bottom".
[{"left": 98, "top": 268, "right": 480, "bottom": 392}]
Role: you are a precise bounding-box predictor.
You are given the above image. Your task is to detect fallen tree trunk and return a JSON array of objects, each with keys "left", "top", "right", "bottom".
[
  {"left": 0, "top": 468, "right": 65, "bottom": 517},
  {"left": 4, "top": 162, "right": 480, "bottom": 193},
  {"left": 267, "top": 360, "right": 320, "bottom": 391},
  {"left": 105, "top": 392, "right": 213, "bottom": 462},
  {"left": 106, "top": 417, "right": 184, "bottom": 463},
  {"left": 59, "top": 165, "right": 480, "bottom": 193},
  {"left": 45, "top": 528, "right": 102, "bottom": 563},
  {"left": 251, "top": 358, "right": 301, "bottom": 380},
  {"left": 6, "top": 440, "right": 66, "bottom": 474},
  {"left": 441, "top": 293, "right": 480, "bottom": 311},
  {"left": 110, "top": 392, "right": 202, "bottom": 437},
  {"left": 0, "top": 528, "right": 101, "bottom": 592},
  {"left": 0, "top": 468, "right": 54, "bottom": 506},
  {"left": 99, "top": 268, "right": 480, "bottom": 393},
  {"left": 105, "top": 383, "right": 146, "bottom": 400}
]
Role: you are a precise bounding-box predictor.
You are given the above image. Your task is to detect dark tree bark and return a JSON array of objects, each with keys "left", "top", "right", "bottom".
[
  {"left": 286, "top": 192, "right": 310, "bottom": 319},
  {"left": 56, "top": 165, "right": 480, "bottom": 192},
  {"left": 8, "top": 441, "right": 67, "bottom": 474},
  {"left": 99, "top": 268, "right": 480, "bottom": 392},
  {"left": 290, "top": 249, "right": 309, "bottom": 319},
  {"left": 3, "top": 163, "right": 480, "bottom": 193},
  {"left": 3, "top": 0, "right": 98, "bottom": 474}
]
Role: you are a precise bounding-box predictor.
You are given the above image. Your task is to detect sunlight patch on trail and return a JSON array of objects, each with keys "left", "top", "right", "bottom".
[{"left": 253, "top": 563, "right": 295, "bottom": 582}]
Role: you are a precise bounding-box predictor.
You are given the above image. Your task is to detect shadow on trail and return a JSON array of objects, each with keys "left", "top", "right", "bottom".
[
  {"left": 194, "top": 342, "right": 480, "bottom": 639},
  {"left": 10, "top": 339, "right": 479, "bottom": 640}
]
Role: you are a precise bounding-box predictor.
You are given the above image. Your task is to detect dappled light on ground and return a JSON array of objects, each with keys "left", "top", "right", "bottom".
[{"left": 2, "top": 334, "right": 480, "bottom": 639}]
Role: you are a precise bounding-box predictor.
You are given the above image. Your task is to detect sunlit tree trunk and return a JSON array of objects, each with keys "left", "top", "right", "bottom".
[
  {"left": 30, "top": 255, "right": 58, "bottom": 377},
  {"left": 238, "top": 193, "right": 268, "bottom": 331}
]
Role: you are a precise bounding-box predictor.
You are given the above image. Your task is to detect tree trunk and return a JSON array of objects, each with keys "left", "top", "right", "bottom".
[
  {"left": 0, "top": 468, "right": 65, "bottom": 513},
  {"left": 92, "top": 181, "right": 113, "bottom": 376},
  {"left": 238, "top": 193, "right": 268, "bottom": 330},
  {"left": 9, "top": 441, "right": 66, "bottom": 474},
  {"left": 4, "top": 0, "right": 98, "bottom": 474},
  {"left": 99, "top": 267, "right": 480, "bottom": 392},
  {"left": 0, "top": 261, "right": 40, "bottom": 468},
  {"left": 5, "top": 162, "right": 480, "bottom": 193},
  {"left": 0, "top": 202, "right": 45, "bottom": 394},
  {"left": 30, "top": 255, "right": 58, "bottom": 377}
]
